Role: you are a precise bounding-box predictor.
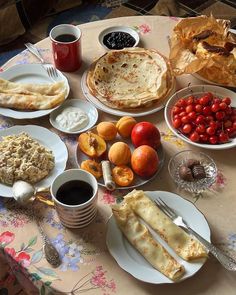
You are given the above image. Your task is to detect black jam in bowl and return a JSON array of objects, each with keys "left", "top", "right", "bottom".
[{"left": 103, "top": 31, "right": 136, "bottom": 50}]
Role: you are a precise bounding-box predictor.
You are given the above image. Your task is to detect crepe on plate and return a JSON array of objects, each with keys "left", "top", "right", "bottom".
[
  {"left": 169, "top": 15, "right": 236, "bottom": 86},
  {"left": 124, "top": 190, "right": 207, "bottom": 261},
  {"left": 0, "top": 78, "right": 67, "bottom": 110},
  {"left": 112, "top": 202, "right": 185, "bottom": 281},
  {"left": 87, "top": 47, "right": 174, "bottom": 110}
]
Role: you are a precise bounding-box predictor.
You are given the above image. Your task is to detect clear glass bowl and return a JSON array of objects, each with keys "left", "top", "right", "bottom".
[{"left": 168, "top": 150, "right": 217, "bottom": 194}]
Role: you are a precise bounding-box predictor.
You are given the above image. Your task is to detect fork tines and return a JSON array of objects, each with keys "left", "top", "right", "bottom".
[{"left": 155, "top": 198, "right": 176, "bottom": 219}]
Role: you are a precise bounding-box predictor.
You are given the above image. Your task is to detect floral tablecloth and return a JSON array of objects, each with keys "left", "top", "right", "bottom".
[{"left": 0, "top": 16, "right": 236, "bottom": 295}]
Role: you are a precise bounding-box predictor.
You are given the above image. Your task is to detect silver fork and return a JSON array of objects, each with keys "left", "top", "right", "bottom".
[
  {"left": 155, "top": 198, "right": 236, "bottom": 271},
  {"left": 24, "top": 42, "right": 58, "bottom": 79}
]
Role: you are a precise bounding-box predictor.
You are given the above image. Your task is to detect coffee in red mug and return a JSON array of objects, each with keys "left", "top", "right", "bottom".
[{"left": 50, "top": 24, "right": 82, "bottom": 72}]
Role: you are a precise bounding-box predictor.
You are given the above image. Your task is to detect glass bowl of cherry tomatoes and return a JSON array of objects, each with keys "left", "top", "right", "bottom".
[
  {"left": 164, "top": 85, "right": 236, "bottom": 149},
  {"left": 168, "top": 150, "right": 217, "bottom": 194}
]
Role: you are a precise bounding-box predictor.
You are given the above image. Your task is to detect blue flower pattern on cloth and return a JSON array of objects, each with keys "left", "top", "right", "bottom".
[{"left": 50, "top": 234, "right": 83, "bottom": 272}]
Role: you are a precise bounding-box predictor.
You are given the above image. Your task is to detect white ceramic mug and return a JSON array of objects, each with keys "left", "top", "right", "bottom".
[{"left": 50, "top": 169, "right": 98, "bottom": 228}]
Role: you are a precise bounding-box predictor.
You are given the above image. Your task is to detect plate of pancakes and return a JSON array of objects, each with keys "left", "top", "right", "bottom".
[{"left": 81, "top": 47, "right": 175, "bottom": 117}]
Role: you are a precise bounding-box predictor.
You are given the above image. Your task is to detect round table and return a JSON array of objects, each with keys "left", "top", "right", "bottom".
[{"left": 0, "top": 15, "right": 236, "bottom": 295}]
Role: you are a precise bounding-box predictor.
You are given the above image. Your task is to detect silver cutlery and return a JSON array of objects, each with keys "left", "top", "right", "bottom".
[
  {"left": 24, "top": 42, "right": 58, "bottom": 79},
  {"left": 155, "top": 198, "right": 236, "bottom": 271},
  {"left": 36, "top": 218, "right": 61, "bottom": 268}
]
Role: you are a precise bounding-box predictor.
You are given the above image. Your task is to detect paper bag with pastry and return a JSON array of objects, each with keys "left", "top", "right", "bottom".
[{"left": 169, "top": 15, "right": 236, "bottom": 86}]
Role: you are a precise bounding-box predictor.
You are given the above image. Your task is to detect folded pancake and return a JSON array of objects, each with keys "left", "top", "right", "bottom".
[
  {"left": 112, "top": 202, "right": 185, "bottom": 281},
  {"left": 87, "top": 47, "right": 174, "bottom": 110},
  {"left": 124, "top": 190, "right": 207, "bottom": 261},
  {"left": 0, "top": 78, "right": 66, "bottom": 110}
]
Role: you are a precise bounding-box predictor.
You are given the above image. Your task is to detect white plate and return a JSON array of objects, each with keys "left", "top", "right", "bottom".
[
  {"left": 49, "top": 99, "right": 98, "bottom": 134},
  {"left": 106, "top": 191, "right": 210, "bottom": 284},
  {"left": 76, "top": 123, "right": 165, "bottom": 190},
  {"left": 98, "top": 26, "right": 140, "bottom": 50},
  {"left": 0, "top": 63, "right": 70, "bottom": 119},
  {"left": 81, "top": 70, "right": 175, "bottom": 117},
  {"left": 164, "top": 84, "right": 236, "bottom": 150},
  {"left": 0, "top": 125, "right": 68, "bottom": 197}
]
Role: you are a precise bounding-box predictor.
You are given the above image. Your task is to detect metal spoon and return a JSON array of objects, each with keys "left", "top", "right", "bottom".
[
  {"left": 12, "top": 181, "right": 54, "bottom": 206},
  {"left": 36, "top": 217, "right": 61, "bottom": 267}
]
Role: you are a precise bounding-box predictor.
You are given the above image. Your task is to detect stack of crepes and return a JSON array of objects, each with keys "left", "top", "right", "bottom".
[
  {"left": 112, "top": 190, "right": 207, "bottom": 281},
  {"left": 169, "top": 15, "right": 236, "bottom": 86},
  {"left": 87, "top": 47, "right": 175, "bottom": 110},
  {"left": 0, "top": 78, "right": 66, "bottom": 110}
]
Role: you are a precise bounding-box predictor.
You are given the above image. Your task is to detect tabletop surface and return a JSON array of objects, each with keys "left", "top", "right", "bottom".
[{"left": 0, "top": 15, "right": 236, "bottom": 295}]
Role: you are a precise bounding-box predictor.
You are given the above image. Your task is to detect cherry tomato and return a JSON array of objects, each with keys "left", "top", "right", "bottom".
[
  {"left": 199, "top": 134, "right": 208, "bottom": 142},
  {"left": 199, "top": 96, "right": 209, "bottom": 106},
  {"left": 218, "top": 132, "right": 229, "bottom": 143},
  {"left": 205, "top": 115, "right": 214, "bottom": 122},
  {"left": 176, "top": 98, "right": 186, "bottom": 107},
  {"left": 203, "top": 106, "right": 212, "bottom": 115},
  {"left": 206, "top": 126, "right": 216, "bottom": 135},
  {"left": 209, "top": 135, "right": 218, "bottom": 144},
  {"left": 173, "top": 118, "right": 182, "bottom": 128},
  {"left": 196, "top": 124, "right": 205, "bottom": 134},
  {"left": 179, "top": 111, "right": 187, "bottom": 118},
  {"left": 215, "top": 111, "right": 225, "bottom": 120},
  {"left": 222, "top": 97, "right": 231, "bottom": 105},
  {"left": 186, "top": 96, "right": 194, "bottom": 105},
  {"left": 195, "top": 104, "right": 202, "bottom": 113},
  {"left": 172, "top": 106, "right": 181, "bottom": 115},
  {"left": 219, "top": 102, "right": 227, "bottom": 110},
  {"left": 188, "top": 111, "right": 197, "bottom": 121},
  {"left": 181, "top": 115, "right": 189, "bottom": 124},
  {"left": 185, "top": 105, "right": 194, "bottom": 113},
  {"left": 213, "top": 98, "right": 221, "bottom": 104},
  {"left": 211, "top": 103, "right": 220, "bottom": 112},
  {"left": 195, "top": 115, "right": 205, "bottom": 124},
  {"left": 189, "top": 131, "right": 199, "bottom": 142},
  {"left": 173, "top": 114, "right": 180, "bottom": 120},
  {"left": 209, "top": 121, "right": 217, "bottom": 129},
  {"left": 233, "top": 122, "right": 236, "bottom": 131},
  {"left": 182, "top": 124, "right": 192, "bottom": 134}
]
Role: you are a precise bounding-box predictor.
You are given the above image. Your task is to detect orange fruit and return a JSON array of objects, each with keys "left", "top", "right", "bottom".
[{"left": 112, "top": 165, "right": 134, "bottom": 187}]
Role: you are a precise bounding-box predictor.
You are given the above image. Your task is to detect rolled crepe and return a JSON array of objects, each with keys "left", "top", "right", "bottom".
[
  {"left": 112, "top": 202, "right": 185, "bottom": 281},
  {"left": 124, "top": 190, "right": 207, "bottom": 261}
]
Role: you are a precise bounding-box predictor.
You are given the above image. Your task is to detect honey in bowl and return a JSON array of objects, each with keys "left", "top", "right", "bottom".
[{"left": 56, "top": 180, "right": 93, "bottom": 205}]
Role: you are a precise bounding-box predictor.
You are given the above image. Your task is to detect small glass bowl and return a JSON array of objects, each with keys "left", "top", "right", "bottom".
[{"left": 168, "top": 150, "right": 217, "bottom": 194}]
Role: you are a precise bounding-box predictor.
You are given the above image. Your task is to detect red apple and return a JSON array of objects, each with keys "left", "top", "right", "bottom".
[
  {"left": 131, "top": 145, "right": 159, "bottom": 178},
  {"left": 131, "top": 122, "right": 161, "bottom": 149}
]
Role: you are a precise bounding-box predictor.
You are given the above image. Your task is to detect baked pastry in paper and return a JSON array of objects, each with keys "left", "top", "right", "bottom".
[{"left": 169, "top": 15, "right": 236, "bottom": 86}]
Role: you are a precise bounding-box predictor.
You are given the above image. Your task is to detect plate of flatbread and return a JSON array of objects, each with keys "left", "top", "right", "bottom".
[
  {"left": 0, "top": 63, "right": 70, "bottom": 119},
  {"left": 0, "top": 125, "right": 68, "bottom": 197},
  {"left": 107, "top": 190, "right": 210, "bottom": 284},
  {"left": 81, "top": 48, "right": 175, "bottom": 117}
]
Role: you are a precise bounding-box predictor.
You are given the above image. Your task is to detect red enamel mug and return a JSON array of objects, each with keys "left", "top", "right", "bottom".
[{"left": 50, "top": 24, "right": 82, "bottom": 72}]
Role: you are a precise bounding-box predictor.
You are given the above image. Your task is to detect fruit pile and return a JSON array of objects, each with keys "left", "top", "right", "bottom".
[
  {"left": 78, "top": 117, "right": 161, "bottom": 187},
  {"left": 171, "top": 92, "right": 236, "bottom": 144}
]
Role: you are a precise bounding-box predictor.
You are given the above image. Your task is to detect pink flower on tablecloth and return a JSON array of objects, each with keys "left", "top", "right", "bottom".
[
  {"left": 138, "top": 24, "right": 151, "bottom": 34},
  {"left": 15, "top": 252, "right": 31, "bottom": 267},
  {"left": 0, "top": 67, "right": 3, "bottom": 72},
  {"left": 102, "top": 190, "right": 116, "bottom": 205},
  {"left": 169, "top": 16, "right": 179, "bottom": 22},
  {"left": 5, "top": 247, "right": 16, "bottom": 257},
  {"left": 0, "top": 231, "right": 15, "bottom": 245}
]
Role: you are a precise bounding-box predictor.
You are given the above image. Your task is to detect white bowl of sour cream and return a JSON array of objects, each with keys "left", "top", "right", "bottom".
[{"left": 50, "top": 99, "right": 98, "bottom": 134}]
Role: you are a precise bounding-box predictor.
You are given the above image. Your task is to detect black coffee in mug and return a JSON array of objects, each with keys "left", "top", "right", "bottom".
[
  {"left": 56, "top": 180, "right": 93, "bottom": 206},
  {"left": 55, "top": 34, "right": 77, "bottom": 43}
]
